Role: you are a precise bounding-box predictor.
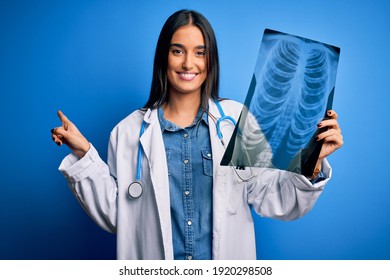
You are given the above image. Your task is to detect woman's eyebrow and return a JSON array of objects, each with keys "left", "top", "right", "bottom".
[
  {"left": 170, "top": 43, "right": 206, "bottom": 49},
  {"left": 170, "top": 43, "right": 184, "bottom": 48}
]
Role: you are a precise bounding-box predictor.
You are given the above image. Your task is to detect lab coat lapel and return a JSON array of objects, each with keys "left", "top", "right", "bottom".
[
  {"left": 208, "top": 100, "right": 228, "bottom": 259},
  {"left": 139, "top": 109, "right": 173, "bottom": 259}
]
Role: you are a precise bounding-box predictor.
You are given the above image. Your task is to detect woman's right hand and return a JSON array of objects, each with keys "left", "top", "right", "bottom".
[{"left": 51, "top": 110, "right": 90, "bottom": 158}]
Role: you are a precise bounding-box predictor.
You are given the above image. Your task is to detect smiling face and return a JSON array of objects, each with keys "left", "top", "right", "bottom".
[{"left": 167, "top": 25, "right": 207, "bottom": 98}]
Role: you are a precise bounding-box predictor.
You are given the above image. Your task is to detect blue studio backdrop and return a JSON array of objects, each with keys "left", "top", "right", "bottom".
[{"left": 1, "top": 0, "right": 389, "bottom": 260}]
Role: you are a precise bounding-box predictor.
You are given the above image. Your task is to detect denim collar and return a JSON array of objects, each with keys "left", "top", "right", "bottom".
[{"left": 158, "top": 106, "right": 209, "bottom": 132}]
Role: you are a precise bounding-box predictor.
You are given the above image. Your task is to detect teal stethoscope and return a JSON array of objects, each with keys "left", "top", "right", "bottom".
[
  {"left": 128, "top": 99, "right": 253, "bottom": 199},
  {"left": 127, "top": 120, "right": 147, "bottom": 199}
]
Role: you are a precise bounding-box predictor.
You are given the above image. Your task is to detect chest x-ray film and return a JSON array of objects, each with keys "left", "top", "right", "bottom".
[{"left": 221, "top": 29, "right": 340, "bottom": 176}]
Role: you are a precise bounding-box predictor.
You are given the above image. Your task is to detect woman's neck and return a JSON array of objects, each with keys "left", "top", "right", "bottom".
[{"left": 163, "top": 93, "right": 202, "bottom": 128}]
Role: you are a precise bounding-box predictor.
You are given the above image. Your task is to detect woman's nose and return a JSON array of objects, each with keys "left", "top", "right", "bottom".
[{"left": 182, "top": 54, "right": 194, "bottom": 70}]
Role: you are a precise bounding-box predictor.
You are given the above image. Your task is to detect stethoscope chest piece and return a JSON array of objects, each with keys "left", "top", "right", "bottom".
[{"left": 128, "top": 182, "right": 143, "bottom": 199}]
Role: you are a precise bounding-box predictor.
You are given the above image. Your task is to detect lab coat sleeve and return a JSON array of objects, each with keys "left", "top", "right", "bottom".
[
  {"left": 247, "top": 158, "right": 332, "bottom": 221},
  {"left": 59, "top": 142, "right": 118, "bottom": 233}
]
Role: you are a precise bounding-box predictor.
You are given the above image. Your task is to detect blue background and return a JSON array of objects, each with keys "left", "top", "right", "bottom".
[{"left": 1, "top": 0, "right": 389, "bottom": 260}]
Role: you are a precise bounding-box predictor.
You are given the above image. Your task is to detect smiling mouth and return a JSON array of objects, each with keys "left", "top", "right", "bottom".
[{"left": 178, "top": 72, "right": 198, "bottom": 81}]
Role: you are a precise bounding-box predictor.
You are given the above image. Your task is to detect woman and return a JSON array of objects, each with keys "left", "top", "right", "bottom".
[{"left": 51, "top": 10, "right": 343, "bottom": 260}]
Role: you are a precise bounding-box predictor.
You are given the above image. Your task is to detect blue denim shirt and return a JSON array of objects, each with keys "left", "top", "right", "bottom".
[{"left": 158, "top": 107, "right": 213, "bottom": 260}]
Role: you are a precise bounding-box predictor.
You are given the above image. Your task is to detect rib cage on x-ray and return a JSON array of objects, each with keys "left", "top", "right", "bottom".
[{"left": 240, "top": 34, "right": 338, "bottom": 170}]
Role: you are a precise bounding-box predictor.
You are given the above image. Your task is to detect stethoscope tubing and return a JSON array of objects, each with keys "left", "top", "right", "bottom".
[
  {"left": 136, "top": 121, "right": 146, "bottom": 181},
  {"left": 128, "top": 120, "right": 146, "bottom": 199}
]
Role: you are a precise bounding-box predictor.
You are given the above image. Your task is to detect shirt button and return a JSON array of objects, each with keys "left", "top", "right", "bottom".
[
  {"left": 187, "top": 255, "right": 193, "bottom": 260},
  {"left": 184, "top": 191, "right": 190, "bottom": 196},
  {"left": 183, "top": 159, "right": 189, "bottom": 164},
  {"left": 183, "top": 133, "right": 188, "bottom": 138},
  {"left": 207, "top": 153, "right": 211, "bottom": 158},
  {"left": 187, "top": 220, "right": 192, "bottom": 226}
]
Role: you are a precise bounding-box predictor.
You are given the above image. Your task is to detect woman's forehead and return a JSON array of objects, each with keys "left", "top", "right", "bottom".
[{"left": 171, "top": 25, "right": 205, "bottom": 46}]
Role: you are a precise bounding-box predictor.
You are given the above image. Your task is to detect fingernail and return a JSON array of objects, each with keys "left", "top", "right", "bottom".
[
  {"left": 51, "top": 129, "right": 55, "bottom": 133},
  {"left": 317, "top": 123, "right": 322, "bottom": 127},
  {"left": 327, "top": 110, "right": 332, "bottom": 116}
]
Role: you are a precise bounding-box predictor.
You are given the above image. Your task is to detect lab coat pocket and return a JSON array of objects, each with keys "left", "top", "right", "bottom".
[{"left": 226, "top": 173, "right": 246, "bottom": 215}]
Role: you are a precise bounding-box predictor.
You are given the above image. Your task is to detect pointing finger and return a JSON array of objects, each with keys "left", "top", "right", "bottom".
[{"left": 57, "top": 110, "right": 69, "bottom": 130}]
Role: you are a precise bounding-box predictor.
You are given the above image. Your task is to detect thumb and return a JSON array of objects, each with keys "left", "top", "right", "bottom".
[
  {"left": 57, "top": 110, "right": 70, "bottom": 130},
  {"left": 52, "top": 126, "right": 70, "bottom": 138}
]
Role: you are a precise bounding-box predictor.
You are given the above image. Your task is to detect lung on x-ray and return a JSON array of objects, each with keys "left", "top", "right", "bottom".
[{"left": 221, "top": 29, "right": 340, "bottom": 176}]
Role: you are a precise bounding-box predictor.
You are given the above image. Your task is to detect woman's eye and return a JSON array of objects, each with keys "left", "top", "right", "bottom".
[
  {"left": 196, "top": 51, "right": 206, "bottom": 56},
  {"left": 172, "top": 49, "right": 183, "bottom": 55}
]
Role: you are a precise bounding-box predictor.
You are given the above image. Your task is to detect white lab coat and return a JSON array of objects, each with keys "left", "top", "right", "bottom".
[{"left": 59, "top": 99, "right": 331, "bottom": 260}]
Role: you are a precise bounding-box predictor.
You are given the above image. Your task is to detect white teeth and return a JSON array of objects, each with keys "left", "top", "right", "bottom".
[{"left": 180, "top": 73, "right": 196, "bottom": 78}]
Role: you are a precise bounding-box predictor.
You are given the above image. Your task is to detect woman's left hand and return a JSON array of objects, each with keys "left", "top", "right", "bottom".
[
  {"left": 317, "top": 109, "right": 344, "bottom": 161},
  {"left": 308, "top": 110, "right": 343, "bottom": 179}
]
